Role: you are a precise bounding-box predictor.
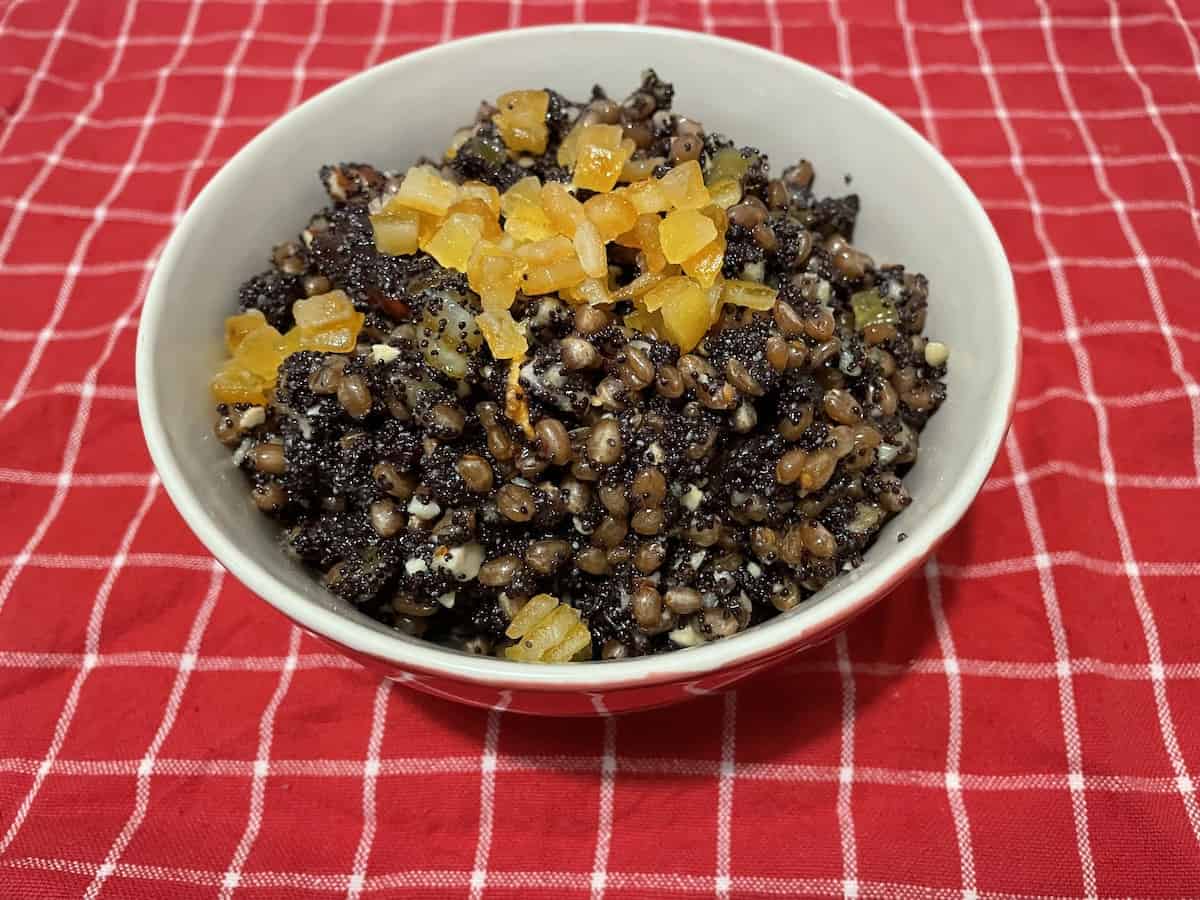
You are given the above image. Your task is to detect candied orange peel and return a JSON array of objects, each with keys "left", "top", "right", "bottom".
[
  {"left": 349, "top": 93, "right": 783, "bottom": 360},
  {"left": 504, "top": 593, "right": 592, "bottom": 662},
  {"left": 212, "top": 290, "right": 364, "bottom": 404}
]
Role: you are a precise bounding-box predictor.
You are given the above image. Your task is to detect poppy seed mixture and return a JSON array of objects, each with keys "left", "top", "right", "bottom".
[{"left": 210, "top": 71, "right": 948, "bottom": 663}]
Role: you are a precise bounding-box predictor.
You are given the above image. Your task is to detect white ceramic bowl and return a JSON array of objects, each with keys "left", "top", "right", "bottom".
[{"left": 137, "top": 24, "right": 1018, "bottom": 715}]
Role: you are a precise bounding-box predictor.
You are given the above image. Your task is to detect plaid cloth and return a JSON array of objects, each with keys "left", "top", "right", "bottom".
[{"left": 2, "top": 0, "right": 1200, "bottom": 896}]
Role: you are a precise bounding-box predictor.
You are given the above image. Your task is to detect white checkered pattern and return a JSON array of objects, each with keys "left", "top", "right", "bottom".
[{"left": 2, "top": 1, "right": 1200, "bottom": 897}]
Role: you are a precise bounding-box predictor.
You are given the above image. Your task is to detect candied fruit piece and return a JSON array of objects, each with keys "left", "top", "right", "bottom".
[
  {"left": 467, "top": 241, "right": 527, "bottom": 311},
  {"left": 424, "top": 212, "right": 485, "bottom": 272},
  {"left": 683, "top": 206, "right": 727, "bottom": 288},
  {"left": 500, "top": 176, "right": 543, "bottom": 218},
  {"left": 543, "top": 626, "right": 592, "bottom": 662},
  {"left": 504, "top": 594, "right": 592, "bottom": 663},
  {"left": 567, "top": 277, "right": 612, "bottom": 306},
  {"left": 541, "top": 181, "right": 587, "bottom": 237},
  {"left": 391, "top": 165, "right": 459, "bottom": 216},
  {"left": 447, "top": 197, "right": 503, "bottom": 240},
  {"left": 722, "top": 279, "right": 778, "bottom": 310},
  {"left": 658, "top": 278, "right": 711, "bottom": 352},
  {"left": 633, "top": 214, "right": 667, "bottom": 272},
  {"left": 493, "top": 89, "right": 550, "bottom": 155},
  {"left": 612, "top": 270, "right": 667, "bottom": 301},
  {"left": 293, "top": 289, "right": 357, "bottom": 330},
  {"left": 234, "top": 323, "right": 289, "bottom": 380},
  {"left": 459, "top": 180, "right": 501, "bottom": 215},
  {"left": 523, "top": 254, "right": 587, "bottom": 295},
  {"left": 556, "top": 123, "right": 583, "bottom": 168},
  {"left": 501, "top": 176, "right": 556, "bottom": 244},
  {"left": 477, "top": 309, "right": 528, "bottom": 359},
  {"left": 707, "top": 147, "right": 751, "bottom": 185},
  {"left": 299, "top": 322, "right": 360, "bottom": 354},
  {"left": 572, "top": 124, "right": 633, "bottom": 193},
  {"left": 641, "top": 275, "right": 696, "bottom": 313},
  {"left": 584, "top": 192, "right": 637, "bottom": 241},
  {"left": 370, "top": 206, "right": 421, "bottom": 256},
  {"left": 659, "top": 208, "right": 718, "bottom": 264},
  {"left": 211, "top": 360, "right": 269, "bottom": 405},
  {"left": 505, "top": 215, "right": 557, "bottom": 244},
  {"left": 659, "top": 160, "right": 711, "bottom": 211},
  {"left": 515, "top": 234, "right": 574, "bottom": 266},
  {"left": 573, "top": 220, "right": 607, "bottom": 279},
  {"left": 623, "top": 179, "right": 669, "bottom": 215},
  {"left": 225, "top": 309, "right": 267, "bottom": 353},
  {"left": 708, "top": 178, "right": 743, "bottom": 209},
  {"left": 851, "top": 289, "right": 899, "bottom": 330},
  {"left": 683, "top": 232, "right": 725, "bottom": 288}
]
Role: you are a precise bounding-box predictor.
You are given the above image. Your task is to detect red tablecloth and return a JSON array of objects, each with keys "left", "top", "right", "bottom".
[{"left": 2, "top": 1, "right": 1200, "bottom": 897}]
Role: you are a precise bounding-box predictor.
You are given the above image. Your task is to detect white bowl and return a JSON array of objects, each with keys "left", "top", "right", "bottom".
[{"left": 137, "top": 24, "right": 1018, "bottom": 715}]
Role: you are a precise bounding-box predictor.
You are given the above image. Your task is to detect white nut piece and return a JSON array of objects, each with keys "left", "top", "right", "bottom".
[{"left": 924, "top": 341, "right": 949, "bottom": 367}]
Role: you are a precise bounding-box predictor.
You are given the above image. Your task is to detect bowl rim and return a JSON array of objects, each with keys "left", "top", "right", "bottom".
[{"left": 137, "top": 23, "right": 1019, "bottom": 691}]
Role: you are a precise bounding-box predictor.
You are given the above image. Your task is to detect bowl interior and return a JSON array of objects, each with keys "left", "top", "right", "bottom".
[{"left": 139, "top": 25, "right": 1016, "bottom": 688}]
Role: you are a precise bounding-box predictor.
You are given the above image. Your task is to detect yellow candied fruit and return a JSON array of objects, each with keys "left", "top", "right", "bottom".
[
  {"left": 504, "top": 593, "right": 592, "bottom": 663},
  {"left": 722, "top": 279, "right": 778, "bottom": 310},
  {"left": 706, "top": 278, "right": 726, "bottom": 323},
  {"left": 504, "top": 215, "right": 557, "bottom": 244},
  {"left": 612, "top": 269, "right": 668, "bottom": 302},
  {"left": 683, "top": 206, "right": 727, "bottom": 288},
  {"left": 476, "top": 309, "right": 528, "bottom": 359},
  {"left": 659, "top": 160, "right": 711, "bottom": 211},
  {"left": 623, "top": 179, "right": 670, "bottom": 216},
  {"left": 501, "top": 176, "right": 556, "bottom": 244},
  {"left": 683, "top": 235, "right": 725, "bottom": 289},
  {"left": 467, "top": 241, "right": 527, "bottom": 311},
  {"left": 292, "top": 291, "right": 365, "bottom": 354},
  {"left": 493, "top": 89, "right": 551, "bottom": 155},
  {"left": 300, "top": 323, "right": 360, "bottom": 354},
  {"left": 370, "top": 206, "right": 421, "bottom": 256},
  {"left": 659, "top": 208, "right": 718, "bottom": 264},
  {"left": 572, "top": 124, "right": 633, "bottom": 193},
  {"left": 566, "top": 277, "right": 612, "bottom": 306},
  {"left": 641, "top": 275, "right": 696, "bottom": 313},
  {"left": 707, "top": 146, "right": 751, "bottom": 185},
  {"left": 573, "top": 220, "right": 608, "bottom": 279},
  {"left": 556, "top": 122, "right": 583, "bottom": 168},
  {"left": 659, "top": 278, "right": 713, "bottom": 353},
  {"left": 634, "top": 214, "right": 667, "bottom": 272},
  {"left": 447, "top": 197, "right": 503, "bottom": 241},
  {"left": 500, "top": 175, "right": 543, "bottom": 218},
  {"left": 211, "top": 359, "right": 269, "bottom": 405},
  {"left": 224, "top": 309, "right": 267, "bottom": 353},
  {"left": 424, "top": 212, "right": 486, "bottom": 272},
  {"left": 541, "top": 181, "right": 587, "bottom": 237},
  {"left": 708, "top": 177, "right": 743, "bottom": 210},
  {"left": 293, "top": 289, "right": 356, "bottom": 330},
  {"left": 523, "top": 254, "right": 587, "bottom": 295},
  {"left": 584, "top": 192, "right": 638, "bottom": 242},
  {"left": 458, "top": 180, "right": 501, "bottom": 216},
  {"left": 234, "top": 322, "right": 290, "bottom": 380},
  {"left": 515, "top": 234, "right": 574, "bottom": 266},
  {"left": 391, "top": 165, "right": 459, "bottom": 216}
]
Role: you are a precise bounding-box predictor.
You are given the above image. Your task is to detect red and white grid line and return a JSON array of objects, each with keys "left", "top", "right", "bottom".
[{"left": 2, "top": 1, "right": 1200, "bottom": 896}]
